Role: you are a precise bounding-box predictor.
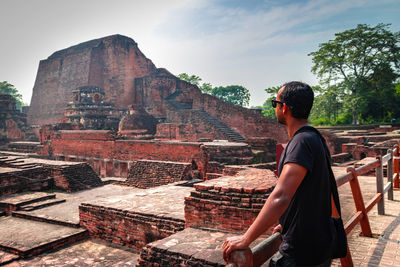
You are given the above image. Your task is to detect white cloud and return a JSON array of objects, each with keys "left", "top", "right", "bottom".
[{"left": 0, "top": 0, "right": 398, "bottom": 107}]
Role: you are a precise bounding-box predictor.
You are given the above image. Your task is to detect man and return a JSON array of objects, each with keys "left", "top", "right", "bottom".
[{"left": 222, "top": 81, "right": 333, "bottom": 266}]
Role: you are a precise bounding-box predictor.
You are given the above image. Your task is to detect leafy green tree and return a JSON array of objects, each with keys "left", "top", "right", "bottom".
[
  {"left": 0, "top": 81, "right": 24, "bottom": 110},
  {"left": 177, "top": 73, "right": 202, "bottom": 86},
  {"left": 264, "top": 85, "right": 281, "bottom": 96},
  {"left": 177, "top": 73, "right": 213, "bottom": 94},
  {"left": 212, "top": 85, "right": 250, "bottom": 107},
  {"left": 199, "top": 82, "right": 213, "bottom": 94},
  {"left": 177, "top": 73, "right": 250, "bottom": 107},
  {"left": 252, "top": 99, "right": 276, "bottom": 119},
  {"left": 258, "top": 85, "right": 282, "bottom": 119},
  {"left": 309, "top": 23, "right": 400, "bottom": 124},
  {"left": 309, "top": 85, "right": 344, "bottom": 125}
]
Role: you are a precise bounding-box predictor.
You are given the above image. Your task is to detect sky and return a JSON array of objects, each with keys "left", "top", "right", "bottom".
[{"left": 0, "top": 0, "right": 399, "bottom": 107}]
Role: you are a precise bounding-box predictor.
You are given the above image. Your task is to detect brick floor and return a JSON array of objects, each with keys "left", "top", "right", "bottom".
[
  {"left": 331, "top": 167, "right": 400, "bottom": 266},
  {"left": 4, "top": 239, "right": 139, "bottom": 267}
]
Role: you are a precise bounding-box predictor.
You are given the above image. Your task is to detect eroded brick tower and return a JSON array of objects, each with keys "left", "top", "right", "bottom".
[
  {"left": 28, "top": 35, "right": 156, "bottom": 126},
  {"left": 28, "top": 35, "right": 287, "bottom": 145}
]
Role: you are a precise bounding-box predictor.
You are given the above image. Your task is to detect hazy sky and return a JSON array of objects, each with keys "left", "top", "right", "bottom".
[{"left": 1, "top": 0, "right": 399, "bottom": 107}]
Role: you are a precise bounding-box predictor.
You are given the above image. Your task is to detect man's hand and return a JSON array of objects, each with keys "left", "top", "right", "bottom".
[
  {"left": 272, "top": 224, "right": 282, "bottom": 234},
  {"left": 222, "top": 235, "right": 249, "bottom": 263}
]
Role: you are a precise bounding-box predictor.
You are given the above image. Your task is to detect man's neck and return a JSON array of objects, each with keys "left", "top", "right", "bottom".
[{"left": 286, "top": 119, "right": 309, "bottom": 139}]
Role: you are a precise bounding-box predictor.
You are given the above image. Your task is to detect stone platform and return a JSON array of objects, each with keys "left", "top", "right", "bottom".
[
  {"left": 6, "top": 240, "right": 139, "bottom": 267},
  {"left": 0, "top": 217, "right": 88, "bottom": 258},
  {"left": 0, "top": 251, "right": 19, "bottom": 266},
  {"left": 137, "top": 227, "right": 267, "bottom": 267},
  {"left": 185, "top": 168, "right": 277, "bottom": 232},
  {"left": 0, "top": 192, "right": 58, "bottom": 215},
  {"left": 79, "top": 183, "right": 193, "bottom": 250},
  {"left": 11, "top": 184, "right": 142, "bottom": 227},
  {"left": 137, "top": 227, "right": 228, "bottom": 266},
  {"left": 0, "top": 153, "right": 103, "bottom": 194}
]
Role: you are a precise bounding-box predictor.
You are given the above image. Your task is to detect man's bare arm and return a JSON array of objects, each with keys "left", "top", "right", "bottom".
[{"left": 222, "top": 162, "right": 307, "bottom": 263}]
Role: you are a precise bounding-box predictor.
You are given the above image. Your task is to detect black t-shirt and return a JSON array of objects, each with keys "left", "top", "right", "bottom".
[{"left": 278, "top": 127, "right": 333, "bottom": 265}]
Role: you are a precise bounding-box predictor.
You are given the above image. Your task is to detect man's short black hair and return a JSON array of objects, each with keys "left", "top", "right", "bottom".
[{"left": 280, "top": 81, "right": 314, "bottom": 119}]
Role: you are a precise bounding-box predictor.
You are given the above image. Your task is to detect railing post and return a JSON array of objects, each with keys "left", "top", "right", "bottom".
[
  {"left": 376, "top": 156, "right": 385, "bottom": 215},
  {"left": 394, "top": 144, "right": 400, "bottom": 189},
  {"left": 340, "top": 246, "right": 354, "bottom": 267},
  {"left": 387, "top": 148, "right": 394, "bottom": 201},
  {"left": 347, "top": 167, "right": 372, "bottom": 237},
  {"left": 228, "top": 248, "right": 253, "bottom": 267}
]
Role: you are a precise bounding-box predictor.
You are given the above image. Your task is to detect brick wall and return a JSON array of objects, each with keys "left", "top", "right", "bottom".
[
  {"left": 0, "top": 155, "right": 102, "bottom": 194},
  {"left": 184, "top": 168, "right": 277, "bottom": 232},
  {"left": 37, "top": 130, "right": 209, "bottom": 179},
  {"left": 137, "top": 228, "right": 227, "bottom": 267},
  {"left": 51, "top": 163, "right": 103, "bottom": 192},
  {"left": 193, "top": 94, "right": 288, "bottom": 143},
  {"left": 0, "top": 167, "right": 52, "bottom": 197},
  {"left": 79, "top": 203, "right": 185, "bottom": 250},
  {"left": 28, "top": 35, "right": 156, "bottom": 126},
  {"left": 0, "top": 95, "right": 28, "bottom": 142},
  {"left": 126, "top": 160, "right": 192, "bottom": 188},
  {"left": 205, "top": 143, "right": 253, "bottom": 165}
]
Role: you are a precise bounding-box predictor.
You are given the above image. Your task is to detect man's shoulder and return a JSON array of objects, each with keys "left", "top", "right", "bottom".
[{"left": 291, "top": 128, "right": 320, "bottom": 143}]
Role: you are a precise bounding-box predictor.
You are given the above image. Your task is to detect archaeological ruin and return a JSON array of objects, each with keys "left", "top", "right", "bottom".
[{"left": 1, "top": 34, "right": 400, "bottom": 266}]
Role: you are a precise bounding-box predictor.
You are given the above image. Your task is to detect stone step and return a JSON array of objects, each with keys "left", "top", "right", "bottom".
[
  {"left": 12, "top": 211, "right": 80, "bottom": 228},
  {"left": 0, "top": 217, "right": 88, "bottom": 258},
  {"left": 20, "top": 198, "right": 66, "bottom": 212},
  {"left": 0, "top": 250, "right": 19, "bottom": 265},
  {"left": 8, "top": 163, "right": 38, "bottom": 169},
  {"left": 206, "top": 173, "right": 223, "bottom": 180},
  {"left": 137, "top": 227, "right": 266, "bottom": 266},
  {"left": 210, "top": 156, "right": 253, "bottom": 165},
  {"left": 194, "top": 110, "right": 246, "bottom": 142},
  {"left": 0, "top": 178, "right": 53, "bottom": 199},
  {"left": 0, "top": 192, "right": 56, "bottom": 215}
]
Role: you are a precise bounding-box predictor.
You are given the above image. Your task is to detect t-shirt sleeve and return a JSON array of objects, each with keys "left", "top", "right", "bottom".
[{"left": 282, "top": 133, "right": 314, "bottom": 172}]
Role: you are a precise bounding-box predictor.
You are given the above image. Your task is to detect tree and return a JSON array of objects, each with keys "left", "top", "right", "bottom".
[
  {"left": 309, "top": 24, "right": 400, "bottom": 124},
  {"left": 212, "top": 85, "right": 250, "bottom": 107},
  {"left": 177, "top": 73, "right": 202, "bottom": 86},
  {"left": 257, "top": 85, "right": 282, "bottom": 119},
  {"left": 0, "top": 81, "right": 24, "bottom": 110},
  {"left": 177, "top": 73, "right": 213, "bottom": 94},
  {"left": 177, "top": 73, "right": 250, "bottom": 107},
  {"left": 309, "top": 85, "right": 345, "bottom": 125}
]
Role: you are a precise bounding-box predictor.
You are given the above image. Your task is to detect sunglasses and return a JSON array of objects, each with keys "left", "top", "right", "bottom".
[{"left": 271, "top": 99, "right": 293, "bottom": 109}]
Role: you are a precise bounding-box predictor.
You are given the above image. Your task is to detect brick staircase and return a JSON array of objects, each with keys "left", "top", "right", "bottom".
[
  {"left": 193, "top": 110, "right": 246, "bottom": 142},
  {"left": 165, "top": 90, "right": 246, "bottom": 142},
  {"left": 0, "top": 192, "right": 65, "bottom": 215},
  {"left": 166, "top": 90, "right": 192, "bottom": 110},
  {"left": 0, "top": 191, "right": 88, "bottom": 263}
]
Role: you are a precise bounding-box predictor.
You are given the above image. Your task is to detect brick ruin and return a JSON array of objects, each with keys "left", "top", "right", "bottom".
[
  {"left": 27, "top": 34, "right": 287, "bottom": 143},
  {"left": 0, "top": 152, "right": 102, "bottom": 197},
  {"left": 0, "top": 94, "right": 32, "bottom": 144},
  {"left": 1, "top": 34, "right": 400, "bottom": 265},
  {"left": 64, "top": 86, "right": 128, "bottom": 130}
]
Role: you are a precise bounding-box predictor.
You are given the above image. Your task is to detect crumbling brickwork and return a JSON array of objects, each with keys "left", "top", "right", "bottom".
[
  {"left": 28, "top": 34, "right": 287, "bottom": 146},
  {"left": 79, "top": 203, "right": 185, "bottom": 250},
  {"left": 0, "top": 167, "right": 52, "bottom": 197},
  {"left": 0, "top": 154, "right": 102, "bottom": 195},
  {"left": 28, "top": 35, "right": 156, "bottom": 126},
  {"left": 126, "top": 160, "right": 192, "bottom": 188},
  {"left": 0, "top": 94, "right": 28, "bottom": 143},
  {"left": 185, "top": 168, "right": 276, "bottom": 232}
]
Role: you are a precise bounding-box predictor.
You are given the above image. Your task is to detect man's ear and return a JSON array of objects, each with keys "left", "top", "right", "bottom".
[{"left": 283, "top": 103, "right": 290, "bottom": 114}]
